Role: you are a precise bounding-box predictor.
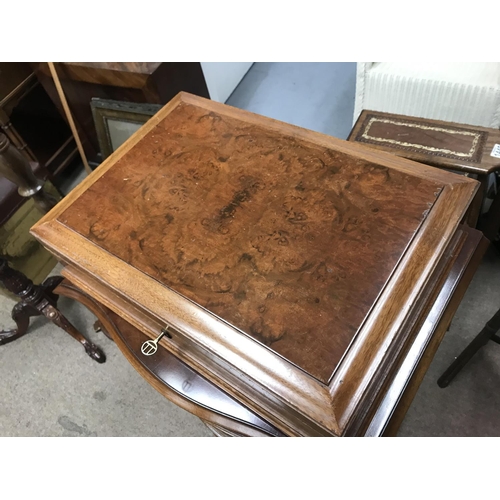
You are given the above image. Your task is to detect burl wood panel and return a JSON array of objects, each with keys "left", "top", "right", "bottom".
[{"left": 58, "top": 101, "right": 443, "bottom": 383}]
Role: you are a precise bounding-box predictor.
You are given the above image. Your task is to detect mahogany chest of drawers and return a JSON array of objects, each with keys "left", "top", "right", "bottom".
[{"left": 31, "top": 93, "right": 487, "bottom": 436}]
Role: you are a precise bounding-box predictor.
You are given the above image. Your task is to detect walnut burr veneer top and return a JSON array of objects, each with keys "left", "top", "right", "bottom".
[
  {"left": 57, "top": 98, "right": 443, "bottom": 383},
  {"left": 31, "top": 93, "right": 479, "bottom": 435}
]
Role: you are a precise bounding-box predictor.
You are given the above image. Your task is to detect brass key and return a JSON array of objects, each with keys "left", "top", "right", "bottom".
[{"left": 141, "top": 326, "right": 171, "bottom": 356}]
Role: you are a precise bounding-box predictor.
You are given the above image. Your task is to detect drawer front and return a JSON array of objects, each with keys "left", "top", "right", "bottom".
[
  {"left": 54, "top": 278, "right": 281, "bottom": 437},
  {"left": 60, "top": 264, "right": 316, "bottom": 436}
]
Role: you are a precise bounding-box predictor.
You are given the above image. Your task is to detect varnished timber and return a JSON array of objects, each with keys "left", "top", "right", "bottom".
[
  {"left": 365, "top": 225, "right": 489, "bottom": 436},
  {"left": 47, "top": 63, "right": 91, "bottom": 174},
  {"left": 58, "top": 225, "right": 486, "bottom": 436},
  {"left": 53, "top": 279, "right": 282, "bottom": 437},
  {"left": 31, "top": 92, "right": 479, "bottom": 436},
  {"left": 58, "top": 100, "right": 444, "bottom": 383},
  {"left": 50, "top": 63, "right": 164, "bottom": 89}
]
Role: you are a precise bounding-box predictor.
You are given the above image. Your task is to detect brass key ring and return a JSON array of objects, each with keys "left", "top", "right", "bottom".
[{"left": 141, "top": 326, "right": 171, "bottom": 356}]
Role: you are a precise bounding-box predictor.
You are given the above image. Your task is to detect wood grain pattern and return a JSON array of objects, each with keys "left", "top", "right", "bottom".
[
  {"left": 379, "top": 227, "right": 489, "bottom": 436},
  {"left": 55, "top": 224, "right": 486, "bottom": 437},
  {"left": 54, "top": 279, "right": 282, "bottom": 437},
  {"left": 57, "top": 100, "right": 442, "bottom": 383},
  {"left": 31, "top": 93, "right": 479, "bottom": 436},
  {"left": 35, "top": 63, "right": 162, "bottom": 89}
]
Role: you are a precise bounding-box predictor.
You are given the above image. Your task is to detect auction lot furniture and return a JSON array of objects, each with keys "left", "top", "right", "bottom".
[
  {"left": 30, "top": 93, "right": 488, "bottom": 436},
  {"left": 348, "top": 110, "right": 500, "bottom": 242},
  {"left": 0, "top": 63, "right": 77, "bottom": 183}
]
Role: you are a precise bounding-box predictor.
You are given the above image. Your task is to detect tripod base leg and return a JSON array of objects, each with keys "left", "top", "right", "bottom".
[{"left": 42, "top": 304, "right": 106, "bottom": 363}]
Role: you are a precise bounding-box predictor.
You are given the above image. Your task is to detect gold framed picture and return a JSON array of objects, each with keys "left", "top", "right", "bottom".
[{"left": 91, "top": 98, "right": 162, "bottom": 160}]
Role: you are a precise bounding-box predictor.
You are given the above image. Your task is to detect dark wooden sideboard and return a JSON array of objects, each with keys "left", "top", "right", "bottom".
[{"left": 30, "top": 93, "right": 486, "bottom": 436}]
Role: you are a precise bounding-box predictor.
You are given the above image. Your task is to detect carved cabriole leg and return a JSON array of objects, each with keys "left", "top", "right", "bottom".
[
  {"left": 0, "top": 258, "right": 105, "bottom": 362},
  {"left": 42, "top": 303, "right": 105, "bottom": 363},
  {"left": 1, "top": 301, "right": 33, "bottom": 343},
  {"left": 52, "top": 281, "right": 115, "bottom": 341}
]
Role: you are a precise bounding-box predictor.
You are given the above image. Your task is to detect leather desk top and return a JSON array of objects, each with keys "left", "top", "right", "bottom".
[{"left": 348, "top": 110, "right": 500, "bottom": 176}]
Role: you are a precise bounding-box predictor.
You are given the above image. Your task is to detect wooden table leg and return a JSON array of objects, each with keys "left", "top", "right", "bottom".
[
  {"left": 437, "top": 306, "right": 500, "bottom": 388},
  {"left": 483, "top": 195, "right": 500, "bottom": 242},
  {"left": 465, "top": 175, "right": 486, "bottom": 228},
  {"left": 478, "top": 173, "right": 500, "bottom": 244},
  {"left": 0, "top": 258, "right": 106, "bottom": 362}
]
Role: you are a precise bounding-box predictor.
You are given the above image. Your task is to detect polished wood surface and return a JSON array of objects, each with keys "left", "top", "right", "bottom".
[
  {"left": 52, "top": 224, "right": 486, "bottom": 437},
  {"left": 50, "top": 224, "right": 485, "bottom": 437},
  {"left": 31, "top": 93, "right": 479, "bottom": 436},
  {"left": 349, "top": 110, "right": 500, "bottom": 175},
  {"left": 365, "top": 225, "right": 489, "bottom": 436},
  {"left": 57, "top": 99, "right": 442, "bottom": 383},
  {"left": 54, "top": 279, "right": 282, "bottom": 437},
  {"left": 58, "top": 63, "right": 162, "bottom": 88}
]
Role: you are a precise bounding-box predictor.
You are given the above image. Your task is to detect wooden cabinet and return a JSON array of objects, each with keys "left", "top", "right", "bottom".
[{"left": 31, "top": 93, "right": 486, "bottom": 436}]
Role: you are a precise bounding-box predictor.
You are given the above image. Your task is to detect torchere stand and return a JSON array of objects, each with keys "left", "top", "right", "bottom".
[{"left": 0, "top": 132, "right": 105, "bottom": 362}]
